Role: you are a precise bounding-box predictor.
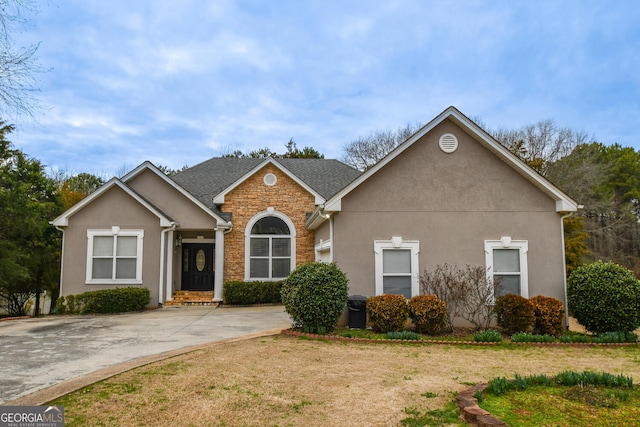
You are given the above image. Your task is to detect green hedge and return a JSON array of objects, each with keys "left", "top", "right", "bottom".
[
  {"left": 55, "top": 287, "right": 150, "bottom": 314},
  {"left": 223, "top": 280, "right": 283, "bottom": 305}
]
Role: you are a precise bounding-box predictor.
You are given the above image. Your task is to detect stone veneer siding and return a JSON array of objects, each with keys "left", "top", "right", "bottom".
[{"left": 221, "top": 164, "right": 317, "bottom": 281}]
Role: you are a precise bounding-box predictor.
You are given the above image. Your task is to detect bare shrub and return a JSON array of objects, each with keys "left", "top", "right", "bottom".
[
  {"left": 420, "top": 264, "right": 500, "bottom": 330},
  {"left": 458, "top": 266, "right": 501, "bottom": 330},
  {"left": 419, "top": 264, "right": 465, "bottom": 331}
]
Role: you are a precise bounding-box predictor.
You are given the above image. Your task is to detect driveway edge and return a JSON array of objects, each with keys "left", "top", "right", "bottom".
[{"left": 3, "top": 328, "right": 285, "bottom": 406}]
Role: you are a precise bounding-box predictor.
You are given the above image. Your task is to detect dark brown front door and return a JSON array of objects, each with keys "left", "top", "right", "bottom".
[{"left": 181, "top": 243, "right": 214, "bottom": 291}]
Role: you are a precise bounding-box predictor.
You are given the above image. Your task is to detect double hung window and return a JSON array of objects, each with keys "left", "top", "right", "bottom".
[
  {"left": 484, "top": 238, "right": 528, "bottom": 299},
  {"left": 87, "top": 228, "right": 144, "bottom": 283},
  {"left": 374, "top": 238, "right": 419, "bottom": 299}
]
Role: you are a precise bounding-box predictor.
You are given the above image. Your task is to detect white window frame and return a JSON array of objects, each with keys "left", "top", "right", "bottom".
[
  {"left": 244, "top": 209, "right": 296, "bottom": 281},
  {"left": 86, "top": 227, "right": 144, "bottom": 284},
  {"left": 374, "top": 237, "right": 420, "bottom": 298},
  {"left": 484, "top": 237, "right": 528, "bottom": 300}
]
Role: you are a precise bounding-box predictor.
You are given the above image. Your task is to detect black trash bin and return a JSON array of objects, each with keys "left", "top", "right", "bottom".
[{"left": 347, "top": 295, "right": 367, "bottom": 329}]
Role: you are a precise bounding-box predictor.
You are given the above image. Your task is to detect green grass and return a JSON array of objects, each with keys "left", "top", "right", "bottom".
[
  {"left": 480, "top": 384, "right": 640, "bottom": 426},
  {"left": 401, "top": 400, "right": 465, "bottom": 426}
]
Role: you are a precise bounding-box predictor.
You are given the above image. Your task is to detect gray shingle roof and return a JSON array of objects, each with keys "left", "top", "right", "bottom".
[{"left": 171, "top": 157, "right": 361, "bottom": 209}]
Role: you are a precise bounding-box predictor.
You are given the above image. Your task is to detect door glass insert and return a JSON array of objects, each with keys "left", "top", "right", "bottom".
[{"left": 196, "top": 249, "right": 206, "bottom": 272}]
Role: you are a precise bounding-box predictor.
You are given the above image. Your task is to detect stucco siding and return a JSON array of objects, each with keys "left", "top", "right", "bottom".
[
  {"left": 60, "top": 186, "right": 163, "bottom": 305},
  {"left": 127, "top": 168, "right": 217, "bottom": 229},
  {"left": 333, "top": 118, "right": 566, "bottom": 301}
]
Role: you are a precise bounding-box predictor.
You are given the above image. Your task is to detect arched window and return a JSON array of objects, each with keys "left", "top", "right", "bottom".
[{"left": 245, "top": 212, "right": 295, "bottom": 280}]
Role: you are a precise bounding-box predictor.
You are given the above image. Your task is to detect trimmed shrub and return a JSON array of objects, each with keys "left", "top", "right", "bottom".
[
  {"left": 530, "top": 295, "right": 565, "bottom": 337},
  {"left": 494, "top": 293, "right": 535, "bottom": 335},
  {"left": 223, "top": 280, "right": 283, "bottom": 305},
  {"left": 366, "top": 294, "right": 408, "bottom": 333},
  {"left": 568, "top": 261, "right": 640, "bottom": 334},
  {"left": 280, "top": 262, "right": 349, "bottom": 334},
  {"left": 55, "top": 287, "right": 150, "bottom": 314},
  {"left": 407, "top": 294, "right": 447, "bottom": 335}
]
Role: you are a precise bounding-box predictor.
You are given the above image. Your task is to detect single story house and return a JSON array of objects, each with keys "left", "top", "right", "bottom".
[{"left": 52, "top": 106, "right": 577, "bottom": 309}]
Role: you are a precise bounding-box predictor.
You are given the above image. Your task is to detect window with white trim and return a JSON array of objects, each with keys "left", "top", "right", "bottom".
[
  {"left": 484, "top": 237, "right": 528, "bottom": 298},
  {"left": 374, "top": 238, "right": 419, "bottom": 298},
  {"left": 245, "top": 211, "right": 296, "bottom": 280},
  {"left": 86, "top": 228, "right": 144, "bottom": 284}
]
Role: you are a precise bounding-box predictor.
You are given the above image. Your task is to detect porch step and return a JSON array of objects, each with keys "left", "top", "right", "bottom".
[{"left": 164, "top": 291, "right": 219, "bottom": 307}]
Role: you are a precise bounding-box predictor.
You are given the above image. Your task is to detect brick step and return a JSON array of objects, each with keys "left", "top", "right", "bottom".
[
  {"left": 173, "top": 291, "right": 214, "bottom": 298},
  {"left": 164, "top": 291, "right": 218, "bottom": 307},
  {"left": 164, "top": 300, "right": 219, "bottom": 307}
]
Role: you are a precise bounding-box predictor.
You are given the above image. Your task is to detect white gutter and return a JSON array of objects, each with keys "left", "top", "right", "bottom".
[{"left": 329, "top": 214, "right": 334, "bottom": 263}]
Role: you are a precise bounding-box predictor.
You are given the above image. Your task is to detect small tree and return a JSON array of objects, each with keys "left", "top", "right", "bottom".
[
  {"left": 568, "top": 261, "right": 640, "bottom": 334},
  {"left": 280, "top": 262, "right": 349, "bottom": 334}
]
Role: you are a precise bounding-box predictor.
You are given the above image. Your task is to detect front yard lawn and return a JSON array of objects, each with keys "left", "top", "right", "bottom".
[{"left": 51, "top": 335, "right": 640, "bottom": 426}]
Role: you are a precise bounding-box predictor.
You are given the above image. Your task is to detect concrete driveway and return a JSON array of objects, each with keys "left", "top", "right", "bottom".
[{"left": 0, "top": 305, "right": 290, "bottom": 405}]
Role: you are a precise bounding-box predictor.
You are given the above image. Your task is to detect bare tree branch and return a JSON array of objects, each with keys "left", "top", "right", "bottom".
[{"left": 0, "top": 0, "right": 44, "bottom": 120}]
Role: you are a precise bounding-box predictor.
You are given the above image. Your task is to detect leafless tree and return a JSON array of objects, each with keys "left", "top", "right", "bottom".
[
  {"left": 490, "top": 119, "right": 591, "bottom": 176},
  {"left": 341, "top": 122, "right": 423, "bottom": 171},
  {"left": 0, "top": 0, "right": 44, "bottom": 119}
]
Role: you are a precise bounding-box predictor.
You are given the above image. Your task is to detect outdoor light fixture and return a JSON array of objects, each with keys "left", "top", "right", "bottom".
[{"left": 176, "top": 234, "right": 182, "bottom": 247}]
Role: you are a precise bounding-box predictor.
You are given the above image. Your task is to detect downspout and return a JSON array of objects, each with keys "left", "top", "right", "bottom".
[
  {"left": 560, "top": 212, "right": 572, "bottom": 330},
  {"left": 329, "top": 214, "right": 334, "bottom": 263},
  {"left": 54, "top": 225, "right": 65, "bottom": 306},
  {"left": 159, "top": 224, "right": 177, "bottom": 306}
]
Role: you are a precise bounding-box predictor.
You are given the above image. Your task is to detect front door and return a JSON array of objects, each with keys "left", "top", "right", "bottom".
[{"left": 182, "top": 243, "right": 214, "bottom": 291}]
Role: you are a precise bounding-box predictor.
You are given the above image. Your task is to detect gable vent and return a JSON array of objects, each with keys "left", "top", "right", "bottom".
[{"left": 439, "top": 133, "right": 458, "bottom": 153}]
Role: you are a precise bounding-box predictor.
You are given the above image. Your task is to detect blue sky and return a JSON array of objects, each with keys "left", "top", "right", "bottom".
[{"left": 9, "top": 0, "right": 640, "bottom": 176}]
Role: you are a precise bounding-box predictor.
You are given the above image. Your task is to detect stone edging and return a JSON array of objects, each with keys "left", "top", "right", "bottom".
[
  {"left": 0, "top": 316, "right": 30, "bottom": 322},
  {"left": 280, "top": 329, "right": 639, "bottom": 347},
  {"left": 456, "top": 384, "right": 507, "bottom": 427},
  {"left": 281, "top": 329, "right": 500, "bottom": 345}
]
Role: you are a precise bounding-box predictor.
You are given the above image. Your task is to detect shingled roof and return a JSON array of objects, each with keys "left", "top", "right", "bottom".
[{"left": 171, "top": 157, "right": 361, "bottom": 209}]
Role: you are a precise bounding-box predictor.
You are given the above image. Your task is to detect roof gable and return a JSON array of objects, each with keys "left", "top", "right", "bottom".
[
  {"left": 51, "top": 178, "right": 174, "bottom": 227},
  {"left": 171, "top": 157, "right": 360, "bottom": 207},
  {"left": 212, "top": 158, "right": 326, "bottom": 204},
  {"left": 123, "top": 161, "right": 231, "bottom": 226},
  {"left": 323, "top": 106, "right": 578, "bottom": 213}
]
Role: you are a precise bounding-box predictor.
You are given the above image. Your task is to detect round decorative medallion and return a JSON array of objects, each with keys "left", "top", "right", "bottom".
[
  {"left": 264, "top": 173, "right": 277, "bottom": 186},
  {"left": 195, "top": 249, "right": 206, "bottom": 271}
]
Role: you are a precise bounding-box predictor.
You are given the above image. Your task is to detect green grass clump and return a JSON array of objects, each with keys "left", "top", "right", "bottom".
[
  {"left": 473, "top": 329, "right": 502, "bottom": 342},
  {"left": 511, "top": 332, "right": 555, "bottom": 343},
  {"left": 384, "top": 330, "right": 421, "bottom": 341}
]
